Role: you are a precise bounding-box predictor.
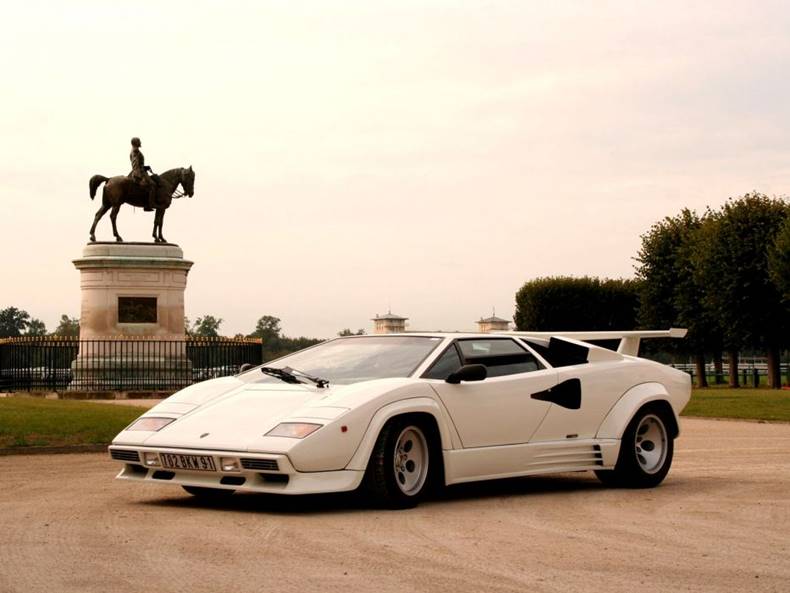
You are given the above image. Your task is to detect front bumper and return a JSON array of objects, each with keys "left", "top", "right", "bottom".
[{"left": 108, "top": 445, "right": 364, "bottom": 495}]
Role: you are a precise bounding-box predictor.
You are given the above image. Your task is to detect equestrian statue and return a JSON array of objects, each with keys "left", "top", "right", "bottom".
[{"left": 88, "top": 137, "right": 196, "bottom": 243}]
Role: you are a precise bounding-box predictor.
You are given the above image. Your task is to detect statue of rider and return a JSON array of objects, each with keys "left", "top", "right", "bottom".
[{"left": 128, "top": 137, "right": 157, "bottom": 211}]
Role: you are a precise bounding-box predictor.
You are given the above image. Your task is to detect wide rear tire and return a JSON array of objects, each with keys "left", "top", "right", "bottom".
[
  {"left": 363, "top": 417, "right": 435, "bottom": 509},
  {"left": 595, "top": 404, "right": 674, "bottom": 488}
]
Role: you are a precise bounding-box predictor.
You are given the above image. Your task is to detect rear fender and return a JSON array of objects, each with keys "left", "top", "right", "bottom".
[
  {"left": 596, "top": 382, "right": 680, "bottom": 440},
  {"left": 345, "top": 397, "right": 455, "bottom": 471}
]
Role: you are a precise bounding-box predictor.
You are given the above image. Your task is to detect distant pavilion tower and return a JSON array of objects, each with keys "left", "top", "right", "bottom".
[
  {"left": 372, "top": 310, "right": 408, "bottom": 334},
  {"left": 476, "top": 309, "right": 510, "bottom": 333}
]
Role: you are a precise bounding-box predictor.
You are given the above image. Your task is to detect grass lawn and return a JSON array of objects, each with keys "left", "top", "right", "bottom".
[
  {"left": 683, "top": 387, "right": 790, "bottom": 422},
  {"left": 0, "top": 397, "right": 146, "bottom": 449}
]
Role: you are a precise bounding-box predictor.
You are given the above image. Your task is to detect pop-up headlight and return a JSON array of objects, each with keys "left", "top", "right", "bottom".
[
  {"left": 265, "top": 423, "right": 323, "bottom": 439},
  {"left": 127, "top": 417, "right": 175, "bottom": 432}
]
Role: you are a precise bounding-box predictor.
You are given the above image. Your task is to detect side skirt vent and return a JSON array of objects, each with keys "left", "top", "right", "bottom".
[{"left": 529, "top": 444, "right": 604, "bottom": 469}]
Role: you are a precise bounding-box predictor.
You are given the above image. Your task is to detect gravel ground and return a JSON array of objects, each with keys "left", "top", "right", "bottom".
[{"left": 1, "top": 418, "right": 788, "bottom": 593}]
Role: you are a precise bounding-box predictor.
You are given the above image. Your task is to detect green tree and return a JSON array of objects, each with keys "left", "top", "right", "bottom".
[
  {"left": 249, "top": 315, "right": 282, "bottom": 341},
  {"left": 696, "top": 193, "right": 789, "bottom": 389},
  {"left": 249, "top": 315, "right": 284, "bottom": 360},
  {"left": 25, "top": 318, "right": 47, "bottom": 336},
  {"left": 53, "top": 315, "right": 80, "bottom": 337},
  {"left": 248, "top": 315, "right": 322, "bottom": 360},
  {"left": 769, "top": 216, "right": 790, "bottom": 303},
  {"left": 675, "top": 215, "right": 725, "bottom": 384},
  {"left": 279, "top": 336, "right": 322, "bottom": 356},
  {"left": 635, "top": 215, "right": 687, "bottom": 333},
  {"left": 514, "top": 276, "right": 639, "bottom": 332},
  {"left": 191, "top": 315, "right": 223, "bottom": 337},
  {"left": 338, "top": 328, "right": 365, "bottom": 336},
  {"left": 635, "top": 209, "right": 721, "bottom": 387},
  {"left": 0, "top": 307, "right": 31, "bottom": 337}
]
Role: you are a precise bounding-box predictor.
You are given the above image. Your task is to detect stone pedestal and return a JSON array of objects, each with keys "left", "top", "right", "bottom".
[{"left": 70, "top": 242, "right": 194, "bottom": 390}]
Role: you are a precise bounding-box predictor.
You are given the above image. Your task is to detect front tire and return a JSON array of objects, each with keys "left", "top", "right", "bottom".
[
  {"left": 364, "top": 418, "right": 433, "bottom": 509},
  {"left": 595, "top": 404, "right": 674, "bottom": 488}
]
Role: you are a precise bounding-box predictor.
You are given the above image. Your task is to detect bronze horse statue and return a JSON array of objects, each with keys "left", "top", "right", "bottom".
[{"left": 88, "top": 167, "right": 195, "bottom": 243}]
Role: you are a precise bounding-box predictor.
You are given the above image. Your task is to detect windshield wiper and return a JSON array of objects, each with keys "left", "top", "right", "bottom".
[
  {"left": 260, "top": 366, "right": 329, "bottom": 389},
  {"left": 260, "top": 366, "right": 302, "bottom": 384}
]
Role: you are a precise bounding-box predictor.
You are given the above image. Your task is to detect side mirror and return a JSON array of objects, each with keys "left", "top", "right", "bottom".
[
  {"left": 238, "top": 363, "right": 253, "bottom": 374},
  {"left": 446, "top": 364, "right": 487, "bottom": 384}
]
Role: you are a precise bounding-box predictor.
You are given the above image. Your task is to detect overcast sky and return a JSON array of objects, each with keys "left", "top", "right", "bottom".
[{"left": 1, "top": 1, "right": 789, "bottom": 338}]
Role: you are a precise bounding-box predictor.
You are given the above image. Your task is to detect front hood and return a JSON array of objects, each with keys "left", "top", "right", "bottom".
[
  {"left": 140, "top": 383, "right": 347, "bottom": 451},
  {"left": 114, "top": 377, "right": 420, "bottom": 451},
  {"left": 167, "top": 375, "right": 244, "bottom": 406}
]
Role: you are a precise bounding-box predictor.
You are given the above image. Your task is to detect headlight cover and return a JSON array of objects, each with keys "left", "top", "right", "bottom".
[
  {"left": 126, "top": 417, "right": 175, "bottom": 432},
  {"left": 266, "top": 422, "right": 323, "bottom": 439}
]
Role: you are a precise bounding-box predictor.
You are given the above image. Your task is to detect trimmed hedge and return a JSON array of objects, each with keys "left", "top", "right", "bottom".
[{"left": 514, "top": 276, "right": 639, "bottom": 331}]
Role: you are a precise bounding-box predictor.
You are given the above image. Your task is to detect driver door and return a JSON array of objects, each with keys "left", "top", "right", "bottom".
[{"left": 425, "top": 338, "right": 558, "bottom": 448}]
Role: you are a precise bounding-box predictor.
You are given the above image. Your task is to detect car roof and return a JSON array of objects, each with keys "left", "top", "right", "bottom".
[{"left": 338, "top": 332, "right": 521, "bottom": 339}]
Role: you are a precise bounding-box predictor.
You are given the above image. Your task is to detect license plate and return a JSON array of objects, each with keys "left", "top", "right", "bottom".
[{"left": 160, "top": 453, "right": 216, "bottom": 472}]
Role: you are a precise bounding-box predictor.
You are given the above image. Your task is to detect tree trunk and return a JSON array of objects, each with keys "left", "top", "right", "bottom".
[
  {"left": 767, "top": 347, "right": 782, "bottom": 389},
  {"left": 713, "top": 351, "right": 724, "bottom": 385},
  {"left": 694, "top": 353, "right": 708, "bottom": 388},
  {"left": 728, "top": 350, "right": 739, "bottom": 388}
]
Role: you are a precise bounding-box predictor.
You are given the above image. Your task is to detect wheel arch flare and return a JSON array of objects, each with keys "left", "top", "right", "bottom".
[
  {"left": 345, "top": 397, "right": 455, "bottom": 472},
  {"left": 596, "top": 382, "right": 681, "bottom": 440}
]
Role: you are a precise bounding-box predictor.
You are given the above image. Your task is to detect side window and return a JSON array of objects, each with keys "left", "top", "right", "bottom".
[
  {"left": 423, "top": 345, "right": 463, "bottom": 380},
  {"left": 457, "top": 339, "right": 543, "bottom": 378}
]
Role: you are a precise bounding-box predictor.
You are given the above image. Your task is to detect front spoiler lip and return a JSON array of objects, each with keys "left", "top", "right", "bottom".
[{"left": 108, "top": 445, "right": 364, "bottom": 495}]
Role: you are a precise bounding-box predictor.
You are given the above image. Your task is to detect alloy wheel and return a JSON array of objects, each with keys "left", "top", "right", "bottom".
[
  {"left": 393, "top": 425, "right": 429, "bottom": 496},
  {"left": 635, "top": 414, "right": 668, "bottom": 474}
]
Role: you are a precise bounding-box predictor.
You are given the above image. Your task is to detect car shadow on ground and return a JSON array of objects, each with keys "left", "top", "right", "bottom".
[
  {"left": 433, "top": 472, "right": 604, "bottom": 504},
  {"left": 139, "top": 472, "right": 624, "bottom": 515}
]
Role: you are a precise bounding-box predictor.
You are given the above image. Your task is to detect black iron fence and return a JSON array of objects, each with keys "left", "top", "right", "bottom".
[
  {"left": 671, "top": 362, "right": 790, "bottom": 388},
  {"left": 0, "top": 337, "right": 263, "bottom": 393}
]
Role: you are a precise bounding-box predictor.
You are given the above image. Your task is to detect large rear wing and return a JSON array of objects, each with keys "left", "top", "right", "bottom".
[{"left": 506, "top": 328, "right": 687, "bottom": 357}]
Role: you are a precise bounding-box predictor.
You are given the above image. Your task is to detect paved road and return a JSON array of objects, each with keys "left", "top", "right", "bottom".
[{"left": 1, "top": 418, "right": 788, "bottom": 593}]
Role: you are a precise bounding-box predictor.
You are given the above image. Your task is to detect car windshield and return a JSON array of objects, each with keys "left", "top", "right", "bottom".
[{"left": 240, "top": 336, "right": 443, "bottom": 386}]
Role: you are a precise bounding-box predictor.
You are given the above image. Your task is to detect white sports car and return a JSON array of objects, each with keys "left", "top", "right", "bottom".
[{"left": 109, "top": 330, "right": 691, "bottom": 508}]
